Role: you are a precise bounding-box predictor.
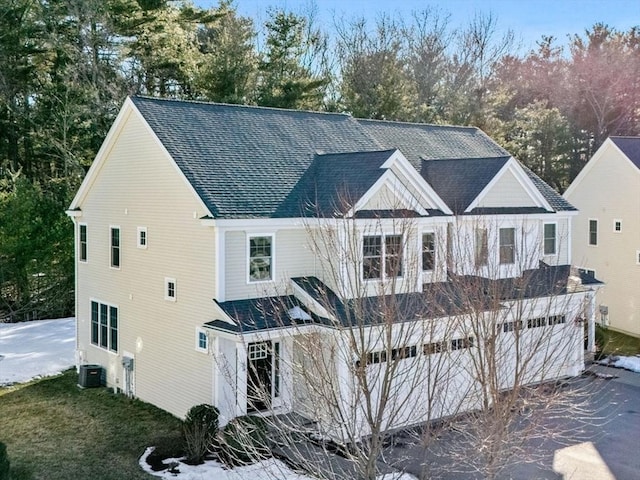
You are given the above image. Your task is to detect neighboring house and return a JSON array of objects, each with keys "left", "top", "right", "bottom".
[
  {"left": 564, "top": 137, "right": 640, "bottom": 338},
  {"left": 67, "top": 97, "right": 599, "bottom": 437}
]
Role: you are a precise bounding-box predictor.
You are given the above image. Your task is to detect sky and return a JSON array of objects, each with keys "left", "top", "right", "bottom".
[{"left": 195, "top": 0, "right": 640, "bottom": 52}]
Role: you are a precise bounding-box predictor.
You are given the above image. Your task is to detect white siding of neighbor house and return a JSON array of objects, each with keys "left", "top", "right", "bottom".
[
  {"left": 478, "top": 168, "right": 538, "bottom": 208},
  {"left": 565, "top": 140, "right": 640, "bottom": 337},
  {"left": 74, "top": 107, "right": 216, "bottom": 419}
]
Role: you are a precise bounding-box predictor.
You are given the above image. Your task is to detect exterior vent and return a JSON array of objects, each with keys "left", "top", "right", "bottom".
[{"left": 78, "top": 364, "right": 103, "bottom": 388}]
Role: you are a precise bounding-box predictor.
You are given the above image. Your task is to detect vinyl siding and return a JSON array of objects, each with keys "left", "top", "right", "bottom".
[
  {"left": 566, "top": 142, "right": 640, "bottom": 336},
  {"left": 478, "top": 169, "right": 537, "bottom": 208},
  {"left": 224, "top": 228, "right": 317, "bottom": 300},
  {"left": 76, "top": 108, "right": 216, "bottom": 418}
]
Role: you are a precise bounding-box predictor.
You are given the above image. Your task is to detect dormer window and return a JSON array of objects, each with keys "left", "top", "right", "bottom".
[{"left": 422, "top": 233, "right": 435, "bottom": 271}]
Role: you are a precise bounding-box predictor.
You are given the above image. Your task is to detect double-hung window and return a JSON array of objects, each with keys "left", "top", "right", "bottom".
[
  {"left": 91, "top": 300, "right": 118, "bottom": 353},
  {"left": 110, "top": 227, "right": 120, "bottom": 268},
  {"left": 249, "top": 235, "right": 273, "bottom": 282},
  {"left": 422, "top": 233, "right": 435, "bottom": 271},
  {"left": 475, "top": 228, "right": 488, "bottom": 267},
  {"left": 589, "top": 219, "right": 598, "bottom": 246},
  {"left": 543, "top": 223, "right": 556, "bottom": 255},
  {"left": 79, "top": 224, "right": 88, "bottom": 262},
  {"left": 165, "top": 277, "right": 177, "bottom": 301},
  {"left": 499, "top": 227, "right": 515, "bottom": 264},
  {"left": 363, "top": 234, "right": 403, "bottom": 280}
]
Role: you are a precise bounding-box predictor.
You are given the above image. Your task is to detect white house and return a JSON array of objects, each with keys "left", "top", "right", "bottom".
[
  {"left": 564, "top": 137, "right": 640, "bottom": 338},
  {"left": 67, "top": 97, "right": 599, "bottom": 438}
]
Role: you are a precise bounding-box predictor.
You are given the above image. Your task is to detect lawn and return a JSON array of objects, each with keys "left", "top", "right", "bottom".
[
  {"left": 597, "top": 326, "right": 640, "bottom": 357},
  {"left": 0, "top": 369, "right": 183, "bottom": 480}
]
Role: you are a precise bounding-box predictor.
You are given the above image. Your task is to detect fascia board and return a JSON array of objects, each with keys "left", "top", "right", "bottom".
[
  {"left": 69, "top": 98, "right": 135, "bottom": 209},
  {"left": 70, "top": 97, "right": 214, "bottom": 218},
  {"left": 465, "top": 157, "right": 552, "bottom": 213},
  {"left": 384, "top": 150, "right": 453, "bottom": 214},
  {"left": 564, "top": 138, "right": 613, "bottom": 198}
]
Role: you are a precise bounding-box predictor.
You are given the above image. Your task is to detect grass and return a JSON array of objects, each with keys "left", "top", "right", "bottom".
[
  {"left": 0, "top": 369, "right": 183, "bottom": 480},
  {"left": 597, "top": 326, "right": 640, "bottom": 357}
]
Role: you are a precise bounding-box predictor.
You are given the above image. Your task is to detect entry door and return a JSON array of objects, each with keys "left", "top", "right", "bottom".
[{"left": 247, "top": 341, "right": 273, "bottom": 412}]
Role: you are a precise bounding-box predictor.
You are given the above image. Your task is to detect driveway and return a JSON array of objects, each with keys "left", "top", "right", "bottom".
[{"left": 382, "top": 364, "right": 640, "bottom": 480}]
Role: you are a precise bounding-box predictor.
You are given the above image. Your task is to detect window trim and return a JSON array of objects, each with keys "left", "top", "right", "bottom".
[
  {"left": 422, "top": 231, "right": 435, "bottom": 272},
  {"left": 137, "top": 226, "right": 148, "bottom": 249},
  {"left": 636, "top": 251, "right": 640, "bottom": 266},
  {"left": 165, "top": 277, "right": 177, "bottom": 302},
  {"left": 195, "top": 327, "right": 208, "bottom": 353},
  {"left": 110, "top": 226, "right": 121, "bottom": 269},
  {"left": 588, "top": 219, "right": 598, "bottom": 246},
  {"left": 79, "top": 223, "right": 88, "bottom": 263},
  {"left": 362, "top": 233, "right": 404, "bottom": 281},
  {"left": 543, "top": 222, "right": 557, "bottom": 256},
  {"left": 247, "top": 234, "right": 275, "bottom": 284},
  {"left": 475, "top": 227, "right": 489, "bottom": 268},
  {"left": 499, "top": 227, "right": 516, "bottom": 264},
  {"left": 613, "top": 219, "right": 622, "bottom": 233},
  {"left": 90, "top": 299, "right": 118, "bottom": 354}
]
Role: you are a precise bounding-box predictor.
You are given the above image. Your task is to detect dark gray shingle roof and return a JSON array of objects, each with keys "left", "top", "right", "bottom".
[
  {"left": 610, "top": 136, "right": 640, "bottom": 169},
  {"left": 130, "top": 96, "right": 569, "bottom": 218}
]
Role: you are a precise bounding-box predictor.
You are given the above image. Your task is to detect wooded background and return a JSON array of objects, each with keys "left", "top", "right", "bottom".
[{"left": 1, "top": 0, "right": 638, "bottom": 321}]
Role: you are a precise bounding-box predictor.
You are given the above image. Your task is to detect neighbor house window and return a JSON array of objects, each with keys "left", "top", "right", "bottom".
[
  {"left": 422, "top": 232, "right": 435, "bottom": 271},
  {"left": 363, "top": 234, "right": 403, "bottom": 280},
  {"left": 91, "top": 300, "right": 118, "bottom": 353},
  {"left": 110, "top": 227, "right": 120, "bottom": 268},
  {"left": 195, "top": 327, "right": 208, "bottom": 353},
  {"left": 79, "top": 224, "right": 88, "bottom": 262},
  {"left": 475, "top": 228, "right": 488, "bottom": 267},
  {"left": 248, "top": 235, "right": 273, "bottom": 282},
  {"left": 165, "top": 277, "right": 176, "bottom": 301},
  {"left": 499, "top": 227, "right": 515, "bottom": 264},
  {"left": 544, "top": 223, "right": 557, "bottom": 255},
  {"left": 137, "top": 227, "right": 147, "bottom": 248},
  {"left": 451, "top": 337, "right": 474, "bottom": 350},
  {"left": 589, "top": 219, "right": 598, "bottom": 246},
  {"left": 613, "top": 220, "right": 622, "bottom": 233},
  {"left": 637, "top": 251, "right": 640, "bottom": 265}
]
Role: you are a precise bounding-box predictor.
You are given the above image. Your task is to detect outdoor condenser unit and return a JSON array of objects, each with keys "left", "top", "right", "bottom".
[{"left": 78, "top": 364, "right": 103, "bottom": 388}]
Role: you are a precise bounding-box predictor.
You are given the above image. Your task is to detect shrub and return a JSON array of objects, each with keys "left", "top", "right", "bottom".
[
  {"left": 219, "top": 415, "right": 269, "bottom": 466},
  {"left": 0, "top": 442, "right": 10, "bottom": 480},
  {"left": 182, "top": 404, "right": 220, "bottom": 464}
]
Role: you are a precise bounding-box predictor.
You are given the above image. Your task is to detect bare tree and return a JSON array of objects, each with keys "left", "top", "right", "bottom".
[{"left": 214, "top": 196, "right": 599, "bottom": 480}]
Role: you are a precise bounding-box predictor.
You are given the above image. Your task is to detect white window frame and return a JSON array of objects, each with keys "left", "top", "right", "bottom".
[
  {"left": 475, "top": 227, "right": 489, "bottom": 268},
  {"left": 422, "top": 231, "right": 435, "bottom": 272},
  {"left": 362, "top": 233, "right": 404, "bottom": 281},
  {"left": 499, "top": 227, "right": 516, "bottom": 265},
  {"left": 578, "top": 266, "right": 596, "bottom": 278},
  {"left": 137, "top": 226, "right": 148, "bottom": 249},
  {"left": 543, "top": 222, "right": 557, "bottom": 256},
  {"left": 588, "top": 219, "right": 598, "bottom": 246},
  {"left": 110, "top": 225, "right": 121, "bottom": 269},
  {"left": 90, "top": 298, "right": 118, "bottom": 354},
  {"left": 247, "top": 234, "right": 275, "bottom": 284},
  {"left": 636, "top": 251, "right": 640, "bottom": 265},
  {"left": 195, "top": 327, "right": 208, "bottom": 353},
  {"left": 165, "top": 277, "right": 177, "bottom": 301},
  {"left": 613, "top": 219, "right": 622, "bottom": 233},
  {"left": 79, "top": 223, "right": 88, "bottom": 263}
]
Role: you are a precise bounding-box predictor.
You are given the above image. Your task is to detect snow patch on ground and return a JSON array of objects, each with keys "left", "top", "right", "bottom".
[
  {"left": 598, "top": 355, "right": 640, "bottom": 373},
  {"left": 139, "top": 447, "right": 316, "bottom": 480},
  {"left": 0, "top": 317, "right": 75, "bottom": 386}
]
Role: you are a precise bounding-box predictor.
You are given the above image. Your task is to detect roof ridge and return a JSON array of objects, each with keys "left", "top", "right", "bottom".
[
  {"left": 131, "top": 95, "right": 354, "bottom": 118},
  {"left": 421, "top": 155, "right": 511, "bottom": 162},
  {"left": 355, "top": 116, "right": 484, "bottom": 132},
  {"left": 315, "top": 148, "right": 397, "bottom": 158}
]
